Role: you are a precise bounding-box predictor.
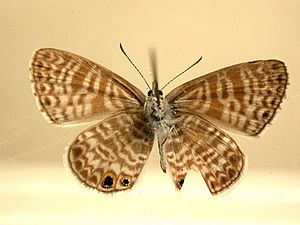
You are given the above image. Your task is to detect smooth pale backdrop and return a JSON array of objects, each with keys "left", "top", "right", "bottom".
[{"left": 0, "top": 1, "right": 299, "bottom": 225}]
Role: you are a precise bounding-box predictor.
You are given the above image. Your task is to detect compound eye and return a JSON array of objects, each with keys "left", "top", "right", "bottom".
[
  {"left": 147, "top": 90, "right": 153, "bottom": 96},
  {"left": 158, "top": 90, "right": 163, "bottom": 96}
]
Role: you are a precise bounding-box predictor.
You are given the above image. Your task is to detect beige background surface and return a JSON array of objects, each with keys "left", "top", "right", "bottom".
[{"left": 1, "top": 1, "right": 300, "bottom": 224}]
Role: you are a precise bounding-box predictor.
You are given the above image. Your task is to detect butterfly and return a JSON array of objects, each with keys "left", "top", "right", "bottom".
[{"left": 30, "top": 45, "right": 288, "bottom": 195}]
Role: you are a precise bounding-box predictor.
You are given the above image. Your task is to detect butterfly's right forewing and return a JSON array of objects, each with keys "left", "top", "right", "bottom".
[{"left": 30, "top": 48, "right": 145, "bottom": 125}]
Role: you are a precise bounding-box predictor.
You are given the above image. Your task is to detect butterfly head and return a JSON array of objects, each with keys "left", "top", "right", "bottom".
[
  {"left": 147, "top": 80, "right": 163, "bottom": 103},
  {"left": 147, "top": 79, "right": 165, "bottom": 110},
  {"left": 147, "top": 89, "right": 163, "bottom": 98}
]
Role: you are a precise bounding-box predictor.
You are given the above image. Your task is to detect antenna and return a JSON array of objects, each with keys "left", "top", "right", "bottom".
[
  {"left": 119, "top": 43, "right": 151, "bottom": 90},
  {"left": 161, "top": 56, "right": 202, "bottom": 90}
]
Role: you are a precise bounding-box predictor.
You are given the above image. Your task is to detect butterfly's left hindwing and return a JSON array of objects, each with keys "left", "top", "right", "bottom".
[
  {"left": 67, "top": 112, "right": 154, "bottom": 193},
  {"left": 163, "top": 113, "right": 244, "bottom": 195}
]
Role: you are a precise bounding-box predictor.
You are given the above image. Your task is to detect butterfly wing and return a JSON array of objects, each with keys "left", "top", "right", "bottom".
[
  {"left": 163, "top": 113, "right": 244, "bottom": 195},
  {"left": 166, "top": 60, "right": 288, "bottom": 136},
  {"left": 163, "top": 60, "right": 287, "bottom": 194},
  {"left": 30, "top": 48, "right": 153, "bottom": 192},
  {"left": 67, "top": 111, "right": 155, "bottom": 192},
  {"left": 30, "top": 48, "right": 145, "bottom": 125}
]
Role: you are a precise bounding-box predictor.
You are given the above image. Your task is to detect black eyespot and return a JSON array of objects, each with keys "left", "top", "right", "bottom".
[
  {"left": 271, "top": 99, "right": 276, "bottom": 105},
  {"left": 178, "top": 178, "right": 185, "bottom": 188},
  {"left": 262, "top": 111, "right": 269, "bottom": 119},
  {"left": 176, "top": 176, "right": 185, "bottom": 189},
  {"left": 102, "top": 175, "right": 114, "bottom": 189},
  {"left": 278, "top": 76, "right": 284, "bottom": 82},
  {"left": 147, "top": 90, "right": 153, "bottom": 96},
  {"left": 121, "top": 177, "right": 130, "bottom": 187}
]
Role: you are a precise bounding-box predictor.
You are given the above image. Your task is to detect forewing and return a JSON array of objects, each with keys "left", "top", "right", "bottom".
[
  {"left": 67, "top": 112, "right": 154, "bottom": 192},
  {"left": 30, "top": 48, "right": 145, "bottom": 125},
  {"left": 166, "top": 60, "right": 288, "bottom": 136},
  {"left": 164, "top": 113, "right": 244, "bottom": 195}
]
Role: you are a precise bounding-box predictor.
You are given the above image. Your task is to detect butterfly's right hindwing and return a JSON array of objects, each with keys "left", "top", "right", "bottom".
[{"left": 67, "top": 112, "right": 154, "bottom": 193}]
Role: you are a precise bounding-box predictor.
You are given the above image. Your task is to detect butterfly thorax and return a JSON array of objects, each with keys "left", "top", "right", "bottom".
[
  {"left": 144, "top": 90, "right": 174, "bottom": 132},
  {"left": 144, "top": 90, "right": 175, "bottom": 173}
]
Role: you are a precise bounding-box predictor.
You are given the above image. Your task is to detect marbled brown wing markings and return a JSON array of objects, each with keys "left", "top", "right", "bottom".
[
  {"left": 164, "top": 113, "right": 245, "bottom": 195},
  {"left": 30, "top": 48, "right": 146, "bottom": 125},
  {"left": 166, "top": 60, "right": 288, "bottom": 136},
  {"left": 67, "top": 112, "right": 154, "bottom": 193}
]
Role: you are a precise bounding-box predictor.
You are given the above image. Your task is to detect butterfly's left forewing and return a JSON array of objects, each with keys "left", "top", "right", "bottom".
[{"left": 166, "top": 60, "right": 288, "bottom": 136}]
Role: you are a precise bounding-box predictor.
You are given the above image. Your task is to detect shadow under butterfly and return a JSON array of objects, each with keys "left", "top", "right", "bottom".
[{"left": 30, "top": 44, "right": 288, "bottom": 195}]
